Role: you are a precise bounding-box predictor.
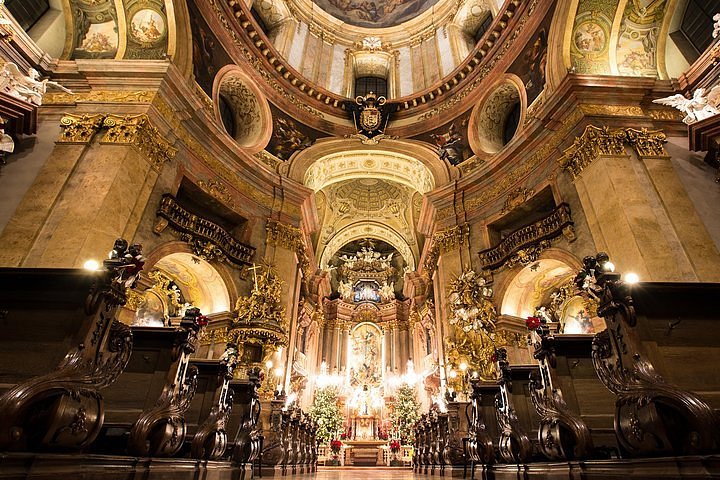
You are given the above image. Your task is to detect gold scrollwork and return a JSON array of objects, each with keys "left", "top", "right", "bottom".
[
  {"left": 561, "top": 125, "right": 667, "bottom": 179},
  {"left": 266, "top": 220, "right": 311, "bottom": 277},
  {"left": 102, "top": 114, "right": 177, "bottom": 170},
  {"left": 198, "top": 179, "right": 236, "bottom": 210},
  {"left": 501, "top": 187, "right": 535, "bottom": 214},
  {"left": 57, "top": 114, "right": 105, "bottom": 144}
]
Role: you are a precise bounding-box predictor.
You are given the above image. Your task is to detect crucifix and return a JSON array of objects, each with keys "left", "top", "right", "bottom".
[{"left": 247, "top": 263, "right": 262, "bottom": 292}]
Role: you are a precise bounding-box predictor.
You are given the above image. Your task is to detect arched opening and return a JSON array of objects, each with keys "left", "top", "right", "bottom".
[
  {"left": 131, "top": 252, "right": 231, "bottom": 327},
  {"left": 354, "top": 76, "right": 388, "bottom": 98},
  {"left": 469, "top": 76, "right": 526, "bottom": 155},
  {"left": 212, "top": 65, "right": 273, "bottom": 153},
  {"left": 500, "top": 256, "right": 605, "bottom": 334}
]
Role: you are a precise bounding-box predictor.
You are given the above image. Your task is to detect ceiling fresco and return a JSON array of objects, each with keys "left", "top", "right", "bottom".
[{"left": 313, "top": 0, "right": 442, "bottom": 28}]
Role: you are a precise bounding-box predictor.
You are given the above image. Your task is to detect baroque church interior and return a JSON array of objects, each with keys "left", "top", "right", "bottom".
[{"left": 0, "top": 0, "right": 720, "bottom": 478}]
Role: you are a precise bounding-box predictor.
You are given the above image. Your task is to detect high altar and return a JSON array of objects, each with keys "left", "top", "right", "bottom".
[{"left": 309, "top": 242, "right": 431, "bottom": 465}]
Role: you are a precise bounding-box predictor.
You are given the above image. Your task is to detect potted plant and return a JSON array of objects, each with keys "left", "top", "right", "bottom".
[
  {"left": 389, "top": 439, "right": 403, "bottom": 466},
  {"left": 328, "top": 439, "right": 343, "bottom": 466}
]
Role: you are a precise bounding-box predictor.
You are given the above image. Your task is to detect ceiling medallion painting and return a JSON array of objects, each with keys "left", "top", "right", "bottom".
[{"left": 313, "top": 0, "right": 442, "bottom": 28}]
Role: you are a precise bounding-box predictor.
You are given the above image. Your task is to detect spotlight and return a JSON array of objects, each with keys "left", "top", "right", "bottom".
[
  {"left": 624, "top": 272, "right": 640, "bottom": 284},
  {"left": 448, "top": 370, "right": 457, "bottom": 379},
  {"left": 83, "top": 259, "right": 100, "bottom": 271},
  {"left": 459, "top": 362, "right": 468, "bottom": 372}
]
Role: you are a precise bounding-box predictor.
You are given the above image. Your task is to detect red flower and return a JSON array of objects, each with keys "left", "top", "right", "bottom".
[
  {"left": 197, "top": 315, "right": 208, "bottom": 327},
  {"left": 526, "top": 316, "right": 541, "bottom": 330},
  {"left": 330, "top": 439, "right": 343, "bottom": 453},
  {"left": 389, "top": 440, "right": 401, "bottom": 452}
]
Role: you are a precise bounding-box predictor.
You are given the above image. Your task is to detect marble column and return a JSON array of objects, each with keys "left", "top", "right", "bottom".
[
  {"left": 383, "top": 326, "right": 392, "bottom": 373},
  {"left": 569, "top": 127, "right": 720, "bottom": 282},
  {"left": 338, "top": 322, "right": 350, "bottom": 373},
  {"left": 0, "top": 113, "right": 175, "bottom": 267}
]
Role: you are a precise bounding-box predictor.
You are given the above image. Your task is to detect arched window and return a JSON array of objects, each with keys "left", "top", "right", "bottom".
[
  {"left": 354, "top": 76, "right": 388, "bottom": 98},
  {"left": 250, "top": 6, "right": 270, "bottom": 36},
  {"left": 670, "top": 0, "right": 716, "bottom": 62},
  {"left": 6, "top": 0, "right": 48, "bottom": 31},
  {"left": 473, "top": 13, "right": 493, "bottom": 44}
]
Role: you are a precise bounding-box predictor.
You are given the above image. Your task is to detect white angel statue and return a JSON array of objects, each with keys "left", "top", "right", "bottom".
[
  {"left": 338, "top": 280, "right": 353, "bottom": 301},
  {"left": 378, "top": 281, "right": 394, "bottom": 302},
  {"left": 714, "top": 13, "right": 720, "bottom": 39},
  {"left": 653, "top": 86, "right": 720, "bottom": 125},
  {"left": 0, "top": 63, "right": 73, "bottom": 106}
]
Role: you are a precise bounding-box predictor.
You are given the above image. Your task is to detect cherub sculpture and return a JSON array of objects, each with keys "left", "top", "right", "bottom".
[
  {"left": 653, "top": 86, "right": 720, "bottom": 125},
  {"left": 0, "top": 63, "right": 73, "bottom": 106},
  {"left": 713, "top": 13, "right": 720, "bottom": 39}
]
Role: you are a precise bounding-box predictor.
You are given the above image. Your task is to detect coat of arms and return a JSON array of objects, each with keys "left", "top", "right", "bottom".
[
  {"left": 357, "top": 92, "right": 385, "bottom": 132},
  {"left": 347, "top": 91, "right": 395, "bottom": 141}
]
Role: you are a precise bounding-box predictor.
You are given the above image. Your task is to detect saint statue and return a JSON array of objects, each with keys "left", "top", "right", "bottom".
[{"left": 0, "top": 63, "right": 73, "bottom": 106}]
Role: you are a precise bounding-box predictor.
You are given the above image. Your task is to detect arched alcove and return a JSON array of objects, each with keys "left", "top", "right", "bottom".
[
  {"left": 150, "top": 252, "right": 231, "bottom": 315},
  {"left": 500, "top": 257, "right": 577, "bottom": 319},
  {"left": 212, "top": 65, "right": 273, "bottom": 153}
]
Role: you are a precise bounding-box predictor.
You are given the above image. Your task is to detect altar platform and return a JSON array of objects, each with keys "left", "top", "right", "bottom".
[{"left": 344, "top": 440, "right": 386, "bottom": 466}]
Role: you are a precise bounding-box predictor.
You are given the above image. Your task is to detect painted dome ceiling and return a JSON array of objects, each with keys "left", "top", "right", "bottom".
[{"left": 312, "top": 0, "right": 442, "bottom": 28}]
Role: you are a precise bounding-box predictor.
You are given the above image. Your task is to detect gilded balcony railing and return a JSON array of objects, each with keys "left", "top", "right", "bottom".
[
  {"left": 478, "top": 203, "right": 573, "bottom": 270},
  {"left": 157, "top": 194, "right": 255, "bottom": 266}
]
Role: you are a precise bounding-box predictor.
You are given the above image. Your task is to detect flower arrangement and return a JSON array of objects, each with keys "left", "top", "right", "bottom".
[
  {"left": 330, "top": 439, "right": 343, "bottom": 454},
  {"left": 525, "top": 316, "right": 541, "bottom": 330},
  {"left": 389, "top": 439, "right": 401, "bottom": 453}
]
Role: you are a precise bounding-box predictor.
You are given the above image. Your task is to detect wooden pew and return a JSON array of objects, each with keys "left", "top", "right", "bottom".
[
  {"left": 0, "top": 269, "right": 97, "bottom": 394},
  {"left": 550, "top": 334, "right": 618, "bottom": 455},
  {"left": 631, "top": 282, "right": 720, "bottom": 409},
  {"left": 93, "top": 322, "right": 200, "bottom": 456}
]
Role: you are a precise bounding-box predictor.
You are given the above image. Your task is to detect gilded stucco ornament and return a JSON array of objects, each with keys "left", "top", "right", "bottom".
[
  {"left": 423, "top": 223, "right": 469, "bottom": 277},
  {"left": 198, "top": 179, "right": 236, "bottom": 210},
  {"left": 229, "top": 261, "right": 289, "bottom": 367},
  {"left": 501, "top": 186, "right": 534, "bottom": 214},
  {"left": 266, "top": 220, "right": 311, "bottom": 277},
  {"left": 102, "top": 114, "right": 177, "bottom": 169},
  {"left": 58, "top": 113, "right": 105, "bottom": 144},
  {"left": 561, "top": 125, "right": 667, "bottom": 179}
]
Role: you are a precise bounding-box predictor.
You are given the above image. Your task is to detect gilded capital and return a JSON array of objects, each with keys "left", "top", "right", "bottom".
[
  {"left": 561, "top": 125, "right": 667, "bottom": 179},
  {"left": 58, "top": 114, "right": 105, "bottom": 144},
  {"left": 102, "top": 114, "right": 177, "bottom": 170},
  {"left": 266, "top": 219, "right": 311, "bottom": 276}
]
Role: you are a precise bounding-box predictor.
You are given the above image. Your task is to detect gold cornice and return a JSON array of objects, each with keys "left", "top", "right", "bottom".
[
  {"left": 102, "top": 114, "right": 177, "bottom": 170},
  {"left": 44, "top": 90, "right": 156, "bottom": 105},
  {"left": 57, "top": 113, "right": 105, "bottom": 144},
  {"left": 561, "top": 125, "right": 668, "bottom": 179}
]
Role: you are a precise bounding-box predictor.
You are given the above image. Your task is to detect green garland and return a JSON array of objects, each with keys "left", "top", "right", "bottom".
[{"left": 309, "top": 386, "right": 343, "bottom": 444}]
